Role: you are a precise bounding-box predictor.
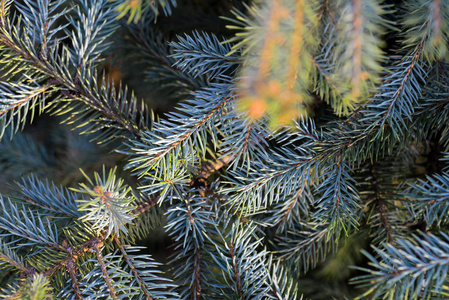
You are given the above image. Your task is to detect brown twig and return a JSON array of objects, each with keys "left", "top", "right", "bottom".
[
  {"left": 65, "top": 258, "right": 82, "bottom": 300},
  {"left": 229, "top": 244, "right": 243, "bottom": 298},
  {"left": 93, "top": 239, "right": 117, "bottom": 300}
]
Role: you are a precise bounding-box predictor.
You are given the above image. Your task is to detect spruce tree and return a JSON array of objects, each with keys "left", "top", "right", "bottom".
[{"left": 0, "top": 0, "right": 449, "bottom": 299}]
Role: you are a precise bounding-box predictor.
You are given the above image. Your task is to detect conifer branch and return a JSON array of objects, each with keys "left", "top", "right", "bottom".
[
  {"left": 280, "top": 178, "right": 310, "bottom": 226},
  {"left": 123, "top": 19, "right": 206, "bottom": 93},
  {"left": 92, "top": 240, "right": 118, "bottom": 300},
  {"left": 0, "top": 85, "right": 48, "bottom": 117},
  {"left": 131, "top": 195, "right": 159, "bottom": 216},
  {"left": 65, "top": 258, "right": 82, "bottom": 300},
  {"left": 278, "top": 224, "right": 337, "bottom": 273},
  {"left": 42, "top": 232, "right": 107, "bottom": 277},
  {"left": 171, "top": 31, "right": 237, "bottom": 80},
  {"left": 0, "top": 0, "right": 449, "bottom": 298},
  {"left": 0, "top": 241, "right": 28, "bottom": 273},
  {"left": 130, "top": 89, "right": 233, "bottom": 174},
  {"left": 0, "top": 199, "right": 67, "bottom": 252},
  {"left": 368, "top": 164, "right": 394, "bottom": 244},
  {"left": 407, "top": 172, "right": 449, "bottom": 227},
  {"left": 311, "top": 54, "right": 343, "bottom": 96},
  {"left": 191, "top": 249, "right": 203, "bottom": 300},
  {"left": 113, "top": 236, "right": 153, "bottom": 300},
  {"left": 286, "top": 0, "right": 304, "bottom": 89},
  {"left": 354, "top": 233, "right": 449, "bottom": 299},
  {"left": 403, "top": 0, "right": 449, "bottom": 59},
  {"left": 228, "top": 244, "right": 243, "bottom": 298},
  {"left": 0, "top": 1, "right": 146, "bottom": 143}
]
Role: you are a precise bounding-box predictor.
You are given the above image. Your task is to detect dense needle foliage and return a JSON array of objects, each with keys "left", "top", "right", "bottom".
[{"left": 0, "top": 0, "right": 449, "bottom": 299}]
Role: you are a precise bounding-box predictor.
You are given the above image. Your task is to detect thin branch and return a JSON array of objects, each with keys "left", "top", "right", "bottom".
[
  {"left": 0, "top": 11, "right": 144, "bottom": 140},
  {"left": 43, "top": 233, "right": 106, "bottom": 277},
  {"left": 132, "top": 22, "right": 202, "bottom": 91},
  {"left": 152, "top": 95, "right": 233, "bottom": 163},
  {"left": 229, "top": 244, "right": 243, "bottom": 298},
  {"left": 286, "top": 0, "right": 304, "bottom": 89},
  {"left": 280, "top": 177, "right": 309, "bottom": 224},
  {"left": 93, "top": 239, "right": 117, "bottom": 300},
  {"left": 0, "top": 85, "right": 50, "bottom": 117},
  {"left": 369, "top": 164, "right": 394, "bottom": 244},
  {"left": 113, "top": 236, "right": 153, "bottom": 300},
  {"left": 192, "top": 248, "right": 202, "bottom": 300},
  {"left": 65, "top": 258, "right": 82, "bottom": 300},
  {"left": 311, "top": 54, "right": 343, "bottom": 96},
  {"left": 0, "top": 253, "right": 28, "bottom": 273},
  {"left": 21, "top": 197, "right": 75, "bottom": 219},
  {"left": 131, "top": 195, "right": 159, "bottom": 216},
  {"left": 381, "top": 45, "right": 423, "bottom": 122}
]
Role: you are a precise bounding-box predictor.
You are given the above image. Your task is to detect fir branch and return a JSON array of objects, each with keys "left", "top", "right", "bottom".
[
  {"left": 14, "top": 0, "right": 68, "bottom": 53},
  {"left": 110, "top": 241, "right": 179, "bottom": 299},
  {"left": 0, "top": 1, "right": 147, "bottom": 143},
  {"left": 0, "top": 81, "right": 54, "bottom": 139},
  {"left": 52, "top": 69, "right": 147, "bottom": 142},
  {"left": 129, "top": 84, "right": 233, "bottom": 176},
  {"left": 0, "top": 241, "right": 28, "bottom": 273},
  {"left": 43, "top": 232, "right": 106, "bottom": 278},
  {"left": 362, "top": 50, "right": 426, "bottom": 139},
  {"left": 228, "top": 156, "right": 313, "bottom": 215},
  {"left": 0, "top": 274, "right": 53, "bottom": 300},
  {"left": 226, "top": 119, "right": 318, "bottom": 215},
  {"left": 229, "top": 0, "right": 318, "bottom": 126},
  {"left": 331, "top": 0, "right": 388, "bottom": 102},
  {"left": 0, "top": 198, "right": 66, "bottom": 252},
  {"left": 366, "top": 164, "right": 394, "bottom": 244},
  {"left": 415, "top": 70, "right": 449, "bottom": 147},
  {"left": 16, "top": 175, "right": 82, "bottom": 219},
  {"left": 65, "top": 258, "right": 82, "bottom": 300},
  {"left": 171, "top": 31, "right": 238, "bottom": 80},
  {"left": 113, "top": 0, "right": 177, "bottom": 23},
  {"left": 267, "top": 178, "right": 312, "bottom": 233},
  {"left": 211, "top": 223, "right": 272, "bottom": 298},
  {"left": 113, "top": 236, "right": 152, "bottom": 299},
  {"left": 220, "top": 111, "right": 270, "bottom": 171},
  {"left": 351, "top": 0, "right": 363, "bottom": 96},
  {"left": 310, "top": 53, "right": 425, "bottom": 165},
  {"left": 354, "top": 233, "right": 449, "bottom": 299},
  {"left": 266, "top": 256, "right": 300, "bottom": 300},
  {"left": 228, "top": 243, "right": 243, "bottom": 298},
  {"left": 92, "top": 240, "right": 118, "bottom": 300},
  {"left": 286, "top": 0, "right": 305, "bottom": 90},
  {"left": 277, "top": 223, "right": 338, "bottom": 273},
  {"left": 407, "top": 172, "right": 449, "bottom": 227},
  {"left": 121, "top": 18, "right": 207, "bottom": 94},
  {"left": 313, "top": 156, "right": 360, "bottom": 233},
  {"left": 73, "top": 167, "right": 136, "bottom": 238},
  {"left": 191, "top": 249, "right": 203, "bottom": 300},
  {"left": 166, "top": 194, "right": 215, "bottom": 299},
  {"left": 67, "top": 0, "right": 120, "bottom": 68},
  {"left": 311, "top": 54, "right": 345, "bottom": 112},
  {"left": 280, "top": 183, "right": 309, "bottom": 225}
]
